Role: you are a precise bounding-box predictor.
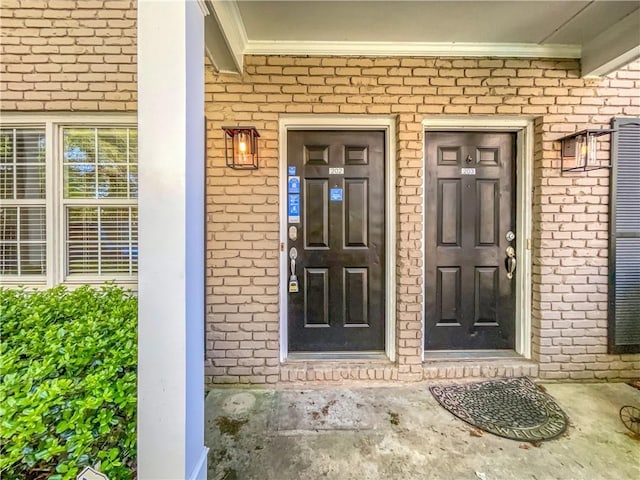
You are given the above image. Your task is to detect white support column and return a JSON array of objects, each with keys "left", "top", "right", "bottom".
[{"left": 137, "top": 1, "right": 208, "bottom": 479}]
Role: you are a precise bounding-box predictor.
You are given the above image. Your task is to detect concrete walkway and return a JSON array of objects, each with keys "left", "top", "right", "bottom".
[{"left": 205, "top": 382, "right": 640, "bottom": 480}]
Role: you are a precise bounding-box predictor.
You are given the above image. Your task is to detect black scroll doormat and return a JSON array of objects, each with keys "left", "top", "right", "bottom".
[{"left": 429, "top": 377, "right": 568, "bottom": 441}]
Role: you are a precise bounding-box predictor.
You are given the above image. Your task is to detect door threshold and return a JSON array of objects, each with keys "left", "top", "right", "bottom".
[
  {"left": 287, "top": 351, "right": 387, "bottom": 361},
  {"left": 423, "top": 350, "right": 522, "bottom": 361}
]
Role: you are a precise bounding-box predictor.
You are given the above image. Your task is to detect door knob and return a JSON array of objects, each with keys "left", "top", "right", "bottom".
[{"left": 505, "top": 246, "right": 516, "bottom": 280}]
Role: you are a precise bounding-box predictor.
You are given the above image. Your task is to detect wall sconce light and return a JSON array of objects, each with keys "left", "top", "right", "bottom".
[
  {"left": 559, "top": 128, "right": 614, "bottom": 173},
  {"left": 222, "top": 126, "right": 260, "bottom": 170}
]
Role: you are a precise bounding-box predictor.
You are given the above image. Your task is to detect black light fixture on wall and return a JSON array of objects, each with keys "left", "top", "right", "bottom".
[
  {"left": 559, "top": 128, "right": 614, "bottom": 173},
  {"left": 222, "top": 126, "right": 260, "bottom": 170}
]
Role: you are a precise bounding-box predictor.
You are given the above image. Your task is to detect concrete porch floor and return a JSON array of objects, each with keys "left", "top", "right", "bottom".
[{"left": 205, "top": 382, "right": 640, "bottom": 480}]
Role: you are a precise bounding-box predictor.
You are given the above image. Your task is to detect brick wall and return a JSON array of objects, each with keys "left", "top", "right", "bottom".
[
  {"left": 0, "top": 0, "right": 137, "bottom": 111},
  {"left": 205, "top": 56, "right": 640, "bottom": 384}
]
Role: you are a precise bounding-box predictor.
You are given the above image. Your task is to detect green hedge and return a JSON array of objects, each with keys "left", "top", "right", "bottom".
[{"left": 0, "top": 286, "right": 137, "bottom": 480}]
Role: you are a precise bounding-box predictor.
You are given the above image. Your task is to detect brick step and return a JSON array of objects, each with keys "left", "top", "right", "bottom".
[{"left": 279, "top": 359, "right": 539, "bottom": 384}]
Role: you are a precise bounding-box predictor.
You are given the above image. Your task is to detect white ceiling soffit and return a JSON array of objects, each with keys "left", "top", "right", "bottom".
[
  {"left": 209, "top": 0, "right": 640, "bottom": 76},
  {"left": 204, "top": 12, "right": 240, "bottom": 72},
  {"left": 581, "top": 8, "right": 640, "bottom": 77},
  {"left": 209, "top": 0, "right": 248, "bottom": 72}
]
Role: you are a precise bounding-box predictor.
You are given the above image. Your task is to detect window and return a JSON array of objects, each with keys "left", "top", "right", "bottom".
[
  {"left": 0, "top": 115, "right": 137, "bottom": 287},
  {"left": 0, "top": 127, "right": 47, "bottom": 276},
  {"left": 63, "top": 127, "right": 138, "bottom": 276}
]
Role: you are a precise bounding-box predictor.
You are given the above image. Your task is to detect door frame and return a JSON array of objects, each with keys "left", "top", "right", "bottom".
[
  {"left": 422, "top": 117, "right": 534, "bottom": 359},
  {"left": 278, "top": 115, "right": 397, "bottom": 362}
]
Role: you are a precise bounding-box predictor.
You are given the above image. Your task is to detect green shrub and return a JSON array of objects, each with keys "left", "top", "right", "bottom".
[{"left": 0, "top": 285, "right": 137, "bottom": 480}]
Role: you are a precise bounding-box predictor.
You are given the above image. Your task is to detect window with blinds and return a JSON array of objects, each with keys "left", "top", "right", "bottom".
[
  {"left": 0, "top": 127, "right": 47, "bottom": 276},
  {"left": 63, "top": 127, "right": 138, "bottom": 277}
]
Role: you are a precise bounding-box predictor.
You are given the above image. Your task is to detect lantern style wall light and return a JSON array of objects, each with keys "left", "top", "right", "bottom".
[
  {"left": 222, "top": 126, "right": 260, "bottom": 170},
  {"left": 559, "top": 128, "right": 614, "bottom": 173}
]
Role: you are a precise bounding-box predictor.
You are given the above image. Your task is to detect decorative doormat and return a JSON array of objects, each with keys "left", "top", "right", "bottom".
[{"left": 429, "top": 377, "right": 568, "bottom": 441}]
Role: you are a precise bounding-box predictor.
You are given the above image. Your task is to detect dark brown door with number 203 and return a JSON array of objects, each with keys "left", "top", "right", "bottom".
[
  {"left": 425, "top": 132, "right": 516, "bottom": 350},
  {"left": 287, "top": 130, "right": 385, "bottom": 352}
]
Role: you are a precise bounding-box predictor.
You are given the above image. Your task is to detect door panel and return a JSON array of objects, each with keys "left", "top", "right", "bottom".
[
  {"left": 304, "top": 268, "right": 329, "bottom": 327},
  {"left": 425, "top": 131, "right": 516, "bottom": 350},
  {"left": 437, "top": 267, "right": 461, "bottom": 324},
  {"left": 344, "top": 178, "right": 368, "bottom": 247},
  {"left": 288, "top": 130, "right": 385, "bottom": 352},
  {"left": 304, "top": 179, "right": 329, "bottom": 248},
  {"left": 438, "top": 179, "right": 461, "bottom": 246},
  {"left": 476, "top": 179, "right": 499, "bottom": 246},
  {"left": 474, "top": 267, "right": 498, "bottom": 324},
  {"left": 344, "top": 267, "right": 369, "bottom": 326},
  {"left": 345, "top": 146, "right": 368, "bottom": 165},
  {"left": 305, "top": 145, "right": 329, "bottom": 165}
]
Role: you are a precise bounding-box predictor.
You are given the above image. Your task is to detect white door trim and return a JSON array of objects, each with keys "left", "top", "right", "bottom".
[
  {"left": 422, "top": 116, "right": 534, "bottom": 359},
  {"left": 278, "top": 115, "right": 397, "bottom": 362}
]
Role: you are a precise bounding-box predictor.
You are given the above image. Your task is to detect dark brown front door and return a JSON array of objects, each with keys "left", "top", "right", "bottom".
[
  {"left": 425, "top": 131, "right": 516, "bottom": 350},
  {"left": 287, "top": 130, "right": 385, "bottom": 352}
]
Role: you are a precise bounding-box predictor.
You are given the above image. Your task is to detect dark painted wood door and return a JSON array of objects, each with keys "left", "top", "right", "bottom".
[
  {"left": 287, "top": 130, "right": 385, "bottom": 352},
  {"left": 425, "top": 132, "right": 516, "bottom": 350}
]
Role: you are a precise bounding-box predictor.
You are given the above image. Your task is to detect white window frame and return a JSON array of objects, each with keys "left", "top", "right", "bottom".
[
  {"left": 0, "top": 113, "right": 137, "bottom": 289},
  {"left": 0, "top": 124, "right": 47, "bottom": 282}
]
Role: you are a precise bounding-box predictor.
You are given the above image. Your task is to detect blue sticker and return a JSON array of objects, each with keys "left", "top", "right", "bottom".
[
  {"left": 288, "top": 166, "right": 296, "bottom": 176},
  {"left": 288, "top": 194, "right": 300, "bottom": 215},
  {"left": 288, "top": 176, "right": 300, "bottom": 193},
  {"left": 330, "top": 188, "right": 343, "bottom": 202}
]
